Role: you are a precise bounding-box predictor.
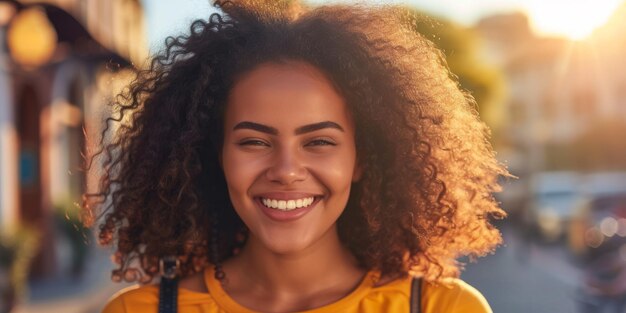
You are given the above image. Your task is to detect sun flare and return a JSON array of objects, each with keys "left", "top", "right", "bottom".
[{"left": 525, "top": 0, "right": 622, "bottom": 40}]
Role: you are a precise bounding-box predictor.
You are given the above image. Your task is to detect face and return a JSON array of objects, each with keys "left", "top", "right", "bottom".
[{"left": 221, "top": 61, "right": 361, "bottom": 255}]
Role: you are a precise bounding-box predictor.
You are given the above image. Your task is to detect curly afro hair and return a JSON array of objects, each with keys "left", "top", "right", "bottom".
[{"left": 85, "top": 0, "right": 507, "bottom": 284}]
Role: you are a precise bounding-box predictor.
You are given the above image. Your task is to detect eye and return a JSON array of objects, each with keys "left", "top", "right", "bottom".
[
  {"left": 237, "top": 139, "right": 270, "bottom": 147},
  {"left": 305, "top": 139, "right": 337, "bottom": 147}
]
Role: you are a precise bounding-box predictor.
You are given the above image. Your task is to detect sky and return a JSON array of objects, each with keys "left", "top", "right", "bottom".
[{"left": 143, "top": 0, "right": 624, "bottom": 53}]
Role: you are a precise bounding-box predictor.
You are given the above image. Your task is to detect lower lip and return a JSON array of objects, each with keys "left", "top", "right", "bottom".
[{"left": 256, "top": 198, "right": 320, "bottom": 222}]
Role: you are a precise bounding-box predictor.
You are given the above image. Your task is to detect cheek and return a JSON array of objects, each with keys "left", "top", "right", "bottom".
[
  {"left": 311, "top": 152, "right": 357, "bottom": 194},
  {"left": 221, "top": 149, "right": 256, "bottom": 197},
  {"left": 221, "top": 159, "right": 261, "bottom": 222}
]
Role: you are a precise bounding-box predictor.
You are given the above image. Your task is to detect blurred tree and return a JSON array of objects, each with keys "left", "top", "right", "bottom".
[
  {"left": 54, "top": 201, "right": 91, "bottom": 279},
  {"left": 0, "top": 226, "right": 39, "bottom": 313},
  {"left": 409, "top": 10, "right": 506, "bottom": 135}
]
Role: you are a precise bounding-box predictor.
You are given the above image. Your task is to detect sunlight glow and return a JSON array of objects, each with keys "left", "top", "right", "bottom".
[{"left": 525, "top": 0, "right": 622, "bottom": 40}]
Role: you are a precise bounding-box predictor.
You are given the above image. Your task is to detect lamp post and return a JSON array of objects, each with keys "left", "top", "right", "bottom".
[{"left": 7, "top": 6, "right": 57, "bottom": 68}]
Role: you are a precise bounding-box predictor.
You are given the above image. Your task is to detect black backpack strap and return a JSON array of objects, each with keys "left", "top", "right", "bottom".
[
  {"left": 158, "top": 256, "right": 179, "bottom": 313},
  {"left": 410, "top": 276, "right": 422, "bottom": 313}
]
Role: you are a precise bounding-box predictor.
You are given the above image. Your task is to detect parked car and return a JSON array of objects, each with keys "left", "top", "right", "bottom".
[
  {"left": 567, "top": 173, "right": 626, "bottom": 312},
  {"left": 523, "top": 172, "right": 583, "bottom": 242},
  {"left": 568, "top": 172, "right": 626, "bottom": 257}
]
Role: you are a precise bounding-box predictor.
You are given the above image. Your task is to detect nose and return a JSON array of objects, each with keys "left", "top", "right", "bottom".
[{"left": 265, "top": 147, "right": 308, "bottom": 185}]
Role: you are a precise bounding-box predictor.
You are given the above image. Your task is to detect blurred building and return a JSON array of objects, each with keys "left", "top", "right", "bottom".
[
  {"left": 0, "top": 0, "right": 146, "bottom": 278},
  {"left": 475, "top": 6, "right": 626, "bottom": 175},
  {"left": 590, "top": 3, "right": 626, "bottom": 115}
]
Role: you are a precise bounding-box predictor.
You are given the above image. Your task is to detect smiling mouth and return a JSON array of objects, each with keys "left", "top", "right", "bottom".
[{"left": 258, "top": 196, "right": 321, "bottom": 211}]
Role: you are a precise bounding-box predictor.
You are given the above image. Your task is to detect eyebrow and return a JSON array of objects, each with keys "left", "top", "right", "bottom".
[
  {"left": 233, "top": 121, "right": 278, "bottom": 135},
  {"left": 233, "top": 121, "right": 344, "bottom": 135}
]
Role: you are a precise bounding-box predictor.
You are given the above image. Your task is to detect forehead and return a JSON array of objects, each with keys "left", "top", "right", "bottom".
[{"left": 225, "top": 61, "right": 353, "bottom": 131}]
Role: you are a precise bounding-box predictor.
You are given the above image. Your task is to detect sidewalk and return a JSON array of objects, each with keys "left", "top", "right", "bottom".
[
  {"left": 12, "top": 245, "right": 132, "bottom": 313},
  {"left": 13, "top": 282, "right": 120, "bottom": 313}
]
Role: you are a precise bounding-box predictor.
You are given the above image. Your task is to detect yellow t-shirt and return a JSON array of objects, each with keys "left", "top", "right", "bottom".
[{"left": 102, "top": 268, "right": 491, "bottom": 313}]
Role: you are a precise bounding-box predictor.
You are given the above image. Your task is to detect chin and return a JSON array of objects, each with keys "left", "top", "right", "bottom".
[{"left": 260, "top": 235, "right": 313, "bottom": 255}]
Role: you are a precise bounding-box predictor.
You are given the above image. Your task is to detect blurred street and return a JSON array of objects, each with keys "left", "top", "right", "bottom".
[
  {"left": 12, "top": 246, "right": 126, "bottom": 313},
  {"left": 464, "top": 221, "right": 582, "bottom": 313}
]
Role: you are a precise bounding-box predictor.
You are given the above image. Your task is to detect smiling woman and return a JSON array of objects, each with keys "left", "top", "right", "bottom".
[{"left": 88, "top": 1, "right": 506, "bottom": 312}]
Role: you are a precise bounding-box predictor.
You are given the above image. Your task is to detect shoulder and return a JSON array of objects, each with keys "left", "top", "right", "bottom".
[
  {"left": 370, "top": 275, "right": 491, "bottom": 313},
  {"left": 101, "top": 284, "right": 159, "bottom": 313},
  {"left": 423, "top": 278, "right": 492, "bottom": 313},
  {"left": 102, "top": 275, "right": 216, "bottom": 313}
]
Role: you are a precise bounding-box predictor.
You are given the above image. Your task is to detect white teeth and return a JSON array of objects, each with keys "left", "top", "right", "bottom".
[{"left": 260, "top": 196, "right": 316, "bottom": 211}]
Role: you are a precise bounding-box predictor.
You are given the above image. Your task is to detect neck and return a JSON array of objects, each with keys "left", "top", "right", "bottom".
[{"left": 223, "top": 226, "right": 364, "bottom": 297}]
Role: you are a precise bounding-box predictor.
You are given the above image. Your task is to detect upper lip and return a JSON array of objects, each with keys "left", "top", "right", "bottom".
[{"left": 255, "top": 192, "right": 322, "bottom": 200}]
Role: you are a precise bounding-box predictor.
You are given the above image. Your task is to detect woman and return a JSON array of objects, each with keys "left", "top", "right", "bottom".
[{"left": 91, "top": 1, "right": 506, "bottom": 312}]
